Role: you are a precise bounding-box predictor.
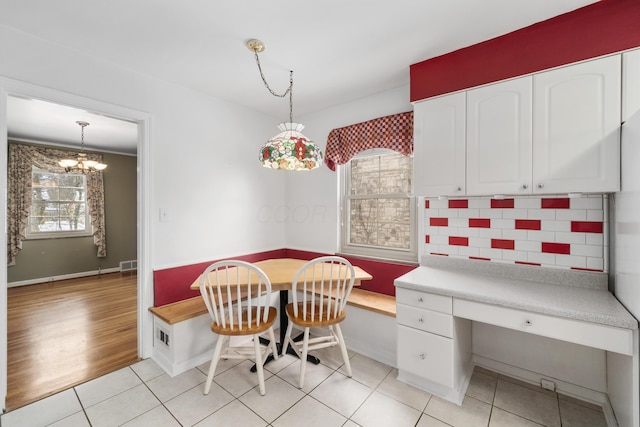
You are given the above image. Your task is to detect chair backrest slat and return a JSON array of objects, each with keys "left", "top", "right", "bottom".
[
  {"left": 199, "top": 260, "right": 272, "bottom": 332},
  {"left": 291, "top": 256, "right": 355, "bottom": 322}
]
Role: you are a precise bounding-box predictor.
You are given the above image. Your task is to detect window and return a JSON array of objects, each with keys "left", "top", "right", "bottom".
[
  {"left": 27, "top": 167, "right": 91, "bottom": 238},
  {"left": 340, "top": 150, "right": 417, "bottom": 262}
]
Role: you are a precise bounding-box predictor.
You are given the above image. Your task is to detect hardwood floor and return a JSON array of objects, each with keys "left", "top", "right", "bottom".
[{"left": 6, "top": 272, "right": 139, "bottom": 411}]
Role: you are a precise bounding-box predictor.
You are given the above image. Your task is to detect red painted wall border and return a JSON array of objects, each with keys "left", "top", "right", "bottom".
[{"left": 410, "top": 0, "right": 640, "bottom": 102}]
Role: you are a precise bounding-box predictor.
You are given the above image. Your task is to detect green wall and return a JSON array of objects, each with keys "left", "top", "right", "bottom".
[{"left": 8, "top": 147, "right": 137, "bottom": 283}]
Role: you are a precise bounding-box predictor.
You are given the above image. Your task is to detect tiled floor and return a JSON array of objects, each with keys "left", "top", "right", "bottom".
[{"left": 1, "top": 345, "right": 608, "bottom": 427}]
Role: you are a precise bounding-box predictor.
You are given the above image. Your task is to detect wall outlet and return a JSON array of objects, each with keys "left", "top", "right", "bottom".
[{"left": 540, "top": 378, "right": 556, "bottom": 391}]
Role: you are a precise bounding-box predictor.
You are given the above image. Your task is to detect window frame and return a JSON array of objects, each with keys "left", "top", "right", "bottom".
[
  {"left": 339, "top": 149, "right": 417, "bottom": 263},
  {"left": 25, "top": 166, "right": 93, "bottom": 240}
]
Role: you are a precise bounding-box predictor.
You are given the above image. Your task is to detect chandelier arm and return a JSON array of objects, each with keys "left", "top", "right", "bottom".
[{"left": 253, "top": 51, "right": 292, "bottom": 99}]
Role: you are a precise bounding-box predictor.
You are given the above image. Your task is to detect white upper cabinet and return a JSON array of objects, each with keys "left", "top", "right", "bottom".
[
  {"left": 532, "top": 55, "right": 621, "bottom": 194},
  {"left": 467, "top": 77, "right": 533, "bottom": 195},
  {"left": 623, "top": 48, "right": 640, "bottom": 123},
  {"left": 413, "top": 92, "right": 466, "bottom": 197}
]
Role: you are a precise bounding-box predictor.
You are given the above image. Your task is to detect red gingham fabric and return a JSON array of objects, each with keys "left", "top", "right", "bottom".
[{"left": 324, "top": 111, "right": 413, "bottom": 171}]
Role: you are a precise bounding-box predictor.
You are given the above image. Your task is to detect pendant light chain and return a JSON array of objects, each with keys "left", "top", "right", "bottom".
[{"left": 253, "top": 51, "right": 295, "bottom": 123}]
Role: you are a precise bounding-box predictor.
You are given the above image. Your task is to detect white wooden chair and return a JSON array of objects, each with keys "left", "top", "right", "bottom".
[
  {"left": 281, "top": 256, "right": 355, "bottom": 388},
  {"left": 199, "top": 260, "right": 278, "bottom": 396}
]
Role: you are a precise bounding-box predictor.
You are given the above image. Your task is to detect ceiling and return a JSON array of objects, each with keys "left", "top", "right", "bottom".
[{"left": 2, "top": 0, "right": 598, "bottom": 155}]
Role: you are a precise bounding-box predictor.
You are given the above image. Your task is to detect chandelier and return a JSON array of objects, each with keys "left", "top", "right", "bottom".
[
  {"left": 247, "top": 39, "right": 322, "bottom": 171},
  {"left": 58, "top": 121, "right": 107, "bottom": 173}
]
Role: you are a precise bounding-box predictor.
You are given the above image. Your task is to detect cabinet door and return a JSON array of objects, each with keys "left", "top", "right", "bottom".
[
  {"left": 413, "top": 92, "right": 466, "bottom": 197},
  {"left": 623, "top": 49, "right": 640, "bottom": 123},
  {"left": 533, "top": 55, "right": 621, "bottom": 193},
  {"left": 467, "top": 77, "right": 533, "bottom": 195}
]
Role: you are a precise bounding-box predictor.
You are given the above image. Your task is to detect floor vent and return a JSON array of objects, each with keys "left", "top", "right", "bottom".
[{"left": 119, "top": 260, "right": 138, "bottom": 272}]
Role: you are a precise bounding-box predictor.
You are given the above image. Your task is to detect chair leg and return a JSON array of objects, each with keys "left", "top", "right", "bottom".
[
  {"left": 267, "top": 327, "right": 279, "bottom": 361},
  {"left": 253, "top": 334, "right": 266, "bottom": 396},
  {"left": 281, "top": 319, "right": 295, "bottom": 357},
  {"left": 298, "top": 327, "right": 310, "bottom": 388},
  {"left": 205, "top": 335, "right": 226, "bottom": 395},
  {"left": 335, "top": 324, "right": 352, "bottom": 377}
]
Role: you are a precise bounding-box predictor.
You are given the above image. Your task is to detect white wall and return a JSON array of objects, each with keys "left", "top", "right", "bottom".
[
  {"left": 0, "top": 24, "right": 286, "bottom": 409},
  {"left": 286, "top": 85, "right": 413, "bottom": 252}
]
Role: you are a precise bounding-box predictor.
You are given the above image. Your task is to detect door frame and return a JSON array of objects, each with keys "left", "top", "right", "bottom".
[{"left": 0, "top": 77, "right": 153, "bottom": 411}]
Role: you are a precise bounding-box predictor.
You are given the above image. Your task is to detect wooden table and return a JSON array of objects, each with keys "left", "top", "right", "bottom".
[{"left": 190, "top": 258, "right": 373, "bottom": 366}]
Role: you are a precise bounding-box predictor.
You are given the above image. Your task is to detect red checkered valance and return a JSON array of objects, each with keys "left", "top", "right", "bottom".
[{"left": 324, "top": 111, "right": 413, "bottom": 171}]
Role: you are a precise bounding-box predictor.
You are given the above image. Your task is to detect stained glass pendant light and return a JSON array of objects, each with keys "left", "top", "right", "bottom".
[
  {"left": 247, "top": 39, "right": 322, "bottom": 170},
  {"left": 58, "top": 121, "right": 107, "bottom": 173}
]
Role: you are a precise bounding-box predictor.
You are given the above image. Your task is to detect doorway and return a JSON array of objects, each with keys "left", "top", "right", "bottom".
[{"left": 0, "top": 79, "right": 153, "bottom": 412}]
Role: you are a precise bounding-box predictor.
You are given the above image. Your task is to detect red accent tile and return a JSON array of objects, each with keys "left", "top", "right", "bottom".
[
  {"left": 515, "top": 261, "right": 542, "bottom": 266},
  {"left": 469, "top": 218, "right": 491, "bottom": 228},
  {"left": 542, "top": 242, "right": 571, "bottom": 254},
  {"left": 542, "top": 198, "right": 570, "bottom": 209},
  {"left": 571, "top": 267, "right": 604, "bottom": 272},
  {"left": 491, "top": 239, "right": 515, "bottom": 250},
  {"left": 430, "top": 217, "right": 448, "bottom": 227},
  {"left": 430, "top": 252, "right": 449, "bottom": 257},
  {"left": 491, "top": 199, "right": 514, "bottom": 208},
  {"left": 469, "top": 256, "right": 491, "bottom": 261},
  {"left": 515, "top": 219, "right": 541, "bottom": 230},
  {"left": 571, "top": 221, "right": 603, "bottom": 233},
  {"left": 449, "top": 236, "right": 469, "bottom": 246},
  {"left": 449, "top": 199, "right": 468, "bottom": 209},
  {"left": 425, "top": 235, "right": 430, "bottom": 244},
  {"left": 425, "top": 200, "right": 430, "bottom": 209}
]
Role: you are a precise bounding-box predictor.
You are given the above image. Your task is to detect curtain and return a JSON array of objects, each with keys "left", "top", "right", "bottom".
[
  {"left": 324, "top": 111, "right": 413, "bottom": 171},
  {"left": 7, "top": 143, "right": 107, "bottom": 265}
]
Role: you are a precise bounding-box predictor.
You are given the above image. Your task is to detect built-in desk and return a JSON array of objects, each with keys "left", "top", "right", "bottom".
[{"left": 394, "top": 257, "right": 638, "bottom": 426}]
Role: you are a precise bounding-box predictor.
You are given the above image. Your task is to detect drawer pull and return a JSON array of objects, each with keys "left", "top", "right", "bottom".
[
  {"left": 418, "top": 297, "right": 424, "bottom": 303},
  {"left": 418, "top": 317, "right": 424, "bottom": 323},
  {"left": 419, "top": 353, "right": 426, "bottom": 360},
  {"left": 524, "top": 319, "right": 533, "bottom": 326}
]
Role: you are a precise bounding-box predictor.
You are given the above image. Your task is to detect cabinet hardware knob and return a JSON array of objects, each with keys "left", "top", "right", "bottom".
[
  {"left": 524, "top": 320, "right": 532, "bottom": 326},
  {"left": 522, "top": 184, "right": 528, "bottom": 189},
  {"left": 538, "top": 184, "right": 544, "bottom": 189},
  {"left": 418, "top": 297, "right": 423, "bottom": 303},
  {"left": 418, "top": 318, "right": 424, "bottom": 323},
  {"left": 457, "top": 187, "right": 462, "bottom": 191},
  {"left": 419, "top": 353, "right": 426, "bottom": 360}
]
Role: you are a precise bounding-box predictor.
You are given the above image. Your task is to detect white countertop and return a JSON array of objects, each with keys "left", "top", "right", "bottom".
[{"left": 394, "top": 258, "right": 638, "bottom": 330}]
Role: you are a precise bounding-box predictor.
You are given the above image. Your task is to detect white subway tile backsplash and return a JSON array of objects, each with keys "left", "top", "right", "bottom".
[{"left": 423, "top": 195, "right": 605, "bottom": 272}]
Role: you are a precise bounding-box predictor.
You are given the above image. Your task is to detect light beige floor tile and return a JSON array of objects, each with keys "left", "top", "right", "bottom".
[
  {"left": 272, "top": 395, "right": 346, "bottom": 427},
  {"left": 130, "top": 358, "right": 165, "bottom": 382},
  {"left": 48, "top": 411, "right": 91, "bottom": 427},
  {"left": 310, "top": 371, "right": 373, "bottom": 418},
  {"left": 214, "top": 360, "right": 275, "bottom": 397},
  {"left": 342, "top": 420, "right": 362, "bottom": 427},
  {"left": 474, "top": 366, "right": 499, "bottom": 378},
  {"left": 340, "top": 353, "right": 393, "bottom": 388},
  {"left": 121, "top": 406, "right": 182, "bottom": 427},
  {"left": 312, "top": 343, "right": 355, "bottom": 370},
  {"left": 493, "top": 378, "right": 560, "bottom": 427},
  {"left": 351, "top": 390, "right": 422, "bottom": 427},
  {"left": 145, "top": 367, "right": 207, "bottom": 402},
  {"left": 425, "top": 396, "right": 492, "bottom": 427},
  {"left": 164, "top": 381, "right": 234, "bottom": 426},
  {"left": 75, "top": 367, "right": 142, "bottom": 407},
  {"left": 197, "top": 354, "right": 244, "bottom": 376},
  {"left": 559, "top": 398, "right": 607, "bottom": 427},
  {"left": 375, "top": 368, "right": 432, "bottom": 411},
  {"left": 238, "top": 375, "right": 306, "bottom": 423},
  {"left": 497, "top": 374, "right": 557, "bottom": 398},
  {"left": 466, "top": 370, "right": 497, "bottom": 404},
  {"left": 84, "top": 384, "right": 160, "bottom": 427},
  {"left": 489, "top": 407, "right": 544, "bottom": 427},
  {"left": 0, "top": 389, "right": 82, "bottom": 427},
  {"left": 416, "top": 414, "right": 452, "bottom": 427},
  {"left": 263, "top": 352, "right": 298, "bottom": 374},
  {"left": 278, "top": 359, "right": 335, "bottom": 392},
  {"left": 194, "top": 400, "right": 268, "bottom": 427}
]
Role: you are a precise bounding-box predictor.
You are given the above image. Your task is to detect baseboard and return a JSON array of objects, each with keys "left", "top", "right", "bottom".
[
  {"left": 473, "top": 355, "right": 618, "bottom": 427},
  {"left": 8, "top": 267, "right": 121, "bottom": 288}
]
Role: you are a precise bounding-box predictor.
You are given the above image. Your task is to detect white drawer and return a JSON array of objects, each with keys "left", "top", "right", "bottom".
[
  {"left": 397, "top": 303, "right": 453, "bottom": 338},
  {"left": 397, "top": 325, "right": 454, "bottom": 387},
  {"left": 396, "top": 287, "right": 452, "bottom": 314},
  {"left": 453, "top": 299, "right": 634, "bottom": 355}
]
